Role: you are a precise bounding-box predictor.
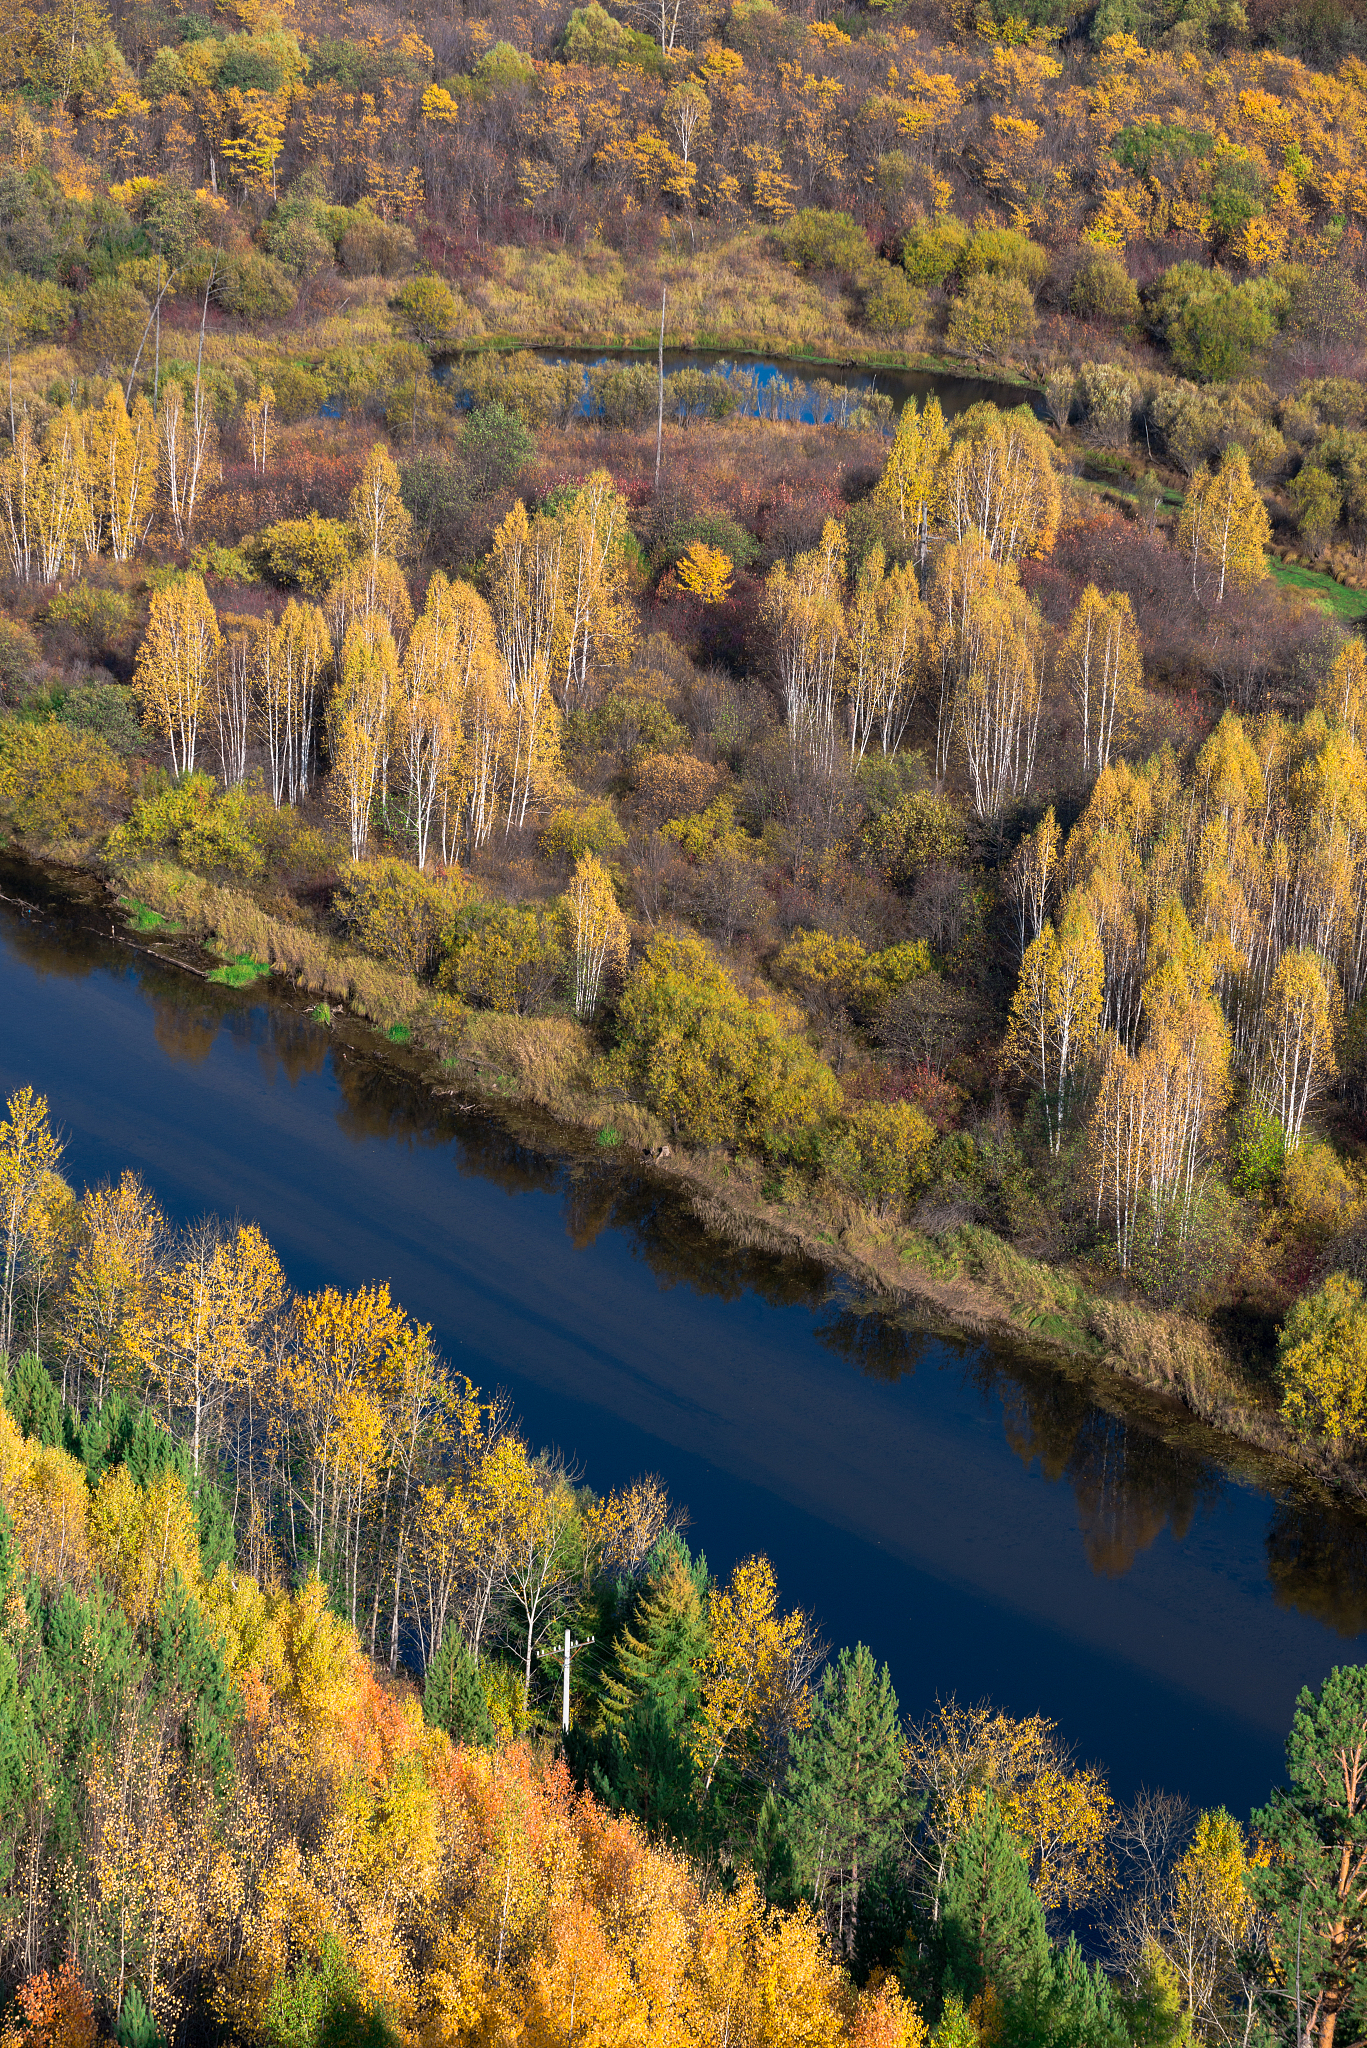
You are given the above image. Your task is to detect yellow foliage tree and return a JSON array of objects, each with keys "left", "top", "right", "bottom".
[
  {"left": 694, "top": 1553, "right": 818, "bottom": 1795},
  {"left": 562, "top": 852, "right": 629, "bottom": 1019},
  {"left": 89, "top": 1464, "right": 201, "bottom": 1625},
  {"left": 1177, "top": 447, "right": 1271, "bottom": 603},
  {"left": 132, "top": 573, "right": 222, "bottom": 776},
  {"left": 676, "top": 540, "right": 734, "bottom": 604}
]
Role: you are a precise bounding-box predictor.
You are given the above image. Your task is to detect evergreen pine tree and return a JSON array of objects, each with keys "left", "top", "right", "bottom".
[
  {"left": 590, "top": 1550, "right": 708, "bottom": 1842},
  {"left": 1250, "top": 1663, "right": 1367, "bottom": 2048},
  {"left": 601, "top": 1551, "right": 707, "bottom": 1733},
  {"left": 423, "top": 1629, "right": 495, "bottom": 1746},
  {"left": 150, "top": 1575, "right": 241, "bottom": 1789},
  {"left": 7, "top": 1351, "right": 62, "bottom": 1444},
  {"left": 787, "top": 1642, "right": 904, "bottom": 1951},
  {"left": 116, "top": 1985, "right": 165, "bottom": 2048},
  {"left": 937, "top": 1788, "right": 1050, "bottom": 2007},
  {"left": 1008, "top": 1934, "right": 1131, "bottom": 2048}
]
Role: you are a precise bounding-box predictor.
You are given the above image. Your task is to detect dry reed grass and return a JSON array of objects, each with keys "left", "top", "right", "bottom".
[{"left": 472, "top": 230, "right": 867, "bottom": 358}]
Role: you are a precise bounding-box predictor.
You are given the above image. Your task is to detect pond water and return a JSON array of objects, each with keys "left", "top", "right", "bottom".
[
  {"left": 438, "top": 346, "right": 1042, "bottom": 429},
  {"left": 0, "top": 861, "right": 1358, "bottom": 1818}
]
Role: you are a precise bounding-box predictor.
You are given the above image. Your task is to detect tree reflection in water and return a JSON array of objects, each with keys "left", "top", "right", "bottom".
[
  {"left": 1266, "top": 1498, "right": 1367, "bottom": 1637},
  {"left": 816, "top": 1300, "right": 1227, "bottom": 1580}
]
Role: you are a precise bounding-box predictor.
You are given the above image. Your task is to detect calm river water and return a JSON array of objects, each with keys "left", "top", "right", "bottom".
[{"left": 0, "top": 869, "right": 1361, "bottom": 1817}]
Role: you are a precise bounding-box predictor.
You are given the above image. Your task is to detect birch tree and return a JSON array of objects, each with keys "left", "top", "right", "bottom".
[{"left": 132, "top": 574, "right": 221, "bottom": 776}]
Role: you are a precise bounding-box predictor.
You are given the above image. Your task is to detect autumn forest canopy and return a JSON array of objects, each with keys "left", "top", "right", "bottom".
[
  {"left": 11, "top": 0, "right": 1367, "bottom": 2029},
  {"left": 0, "top": 1084, "right": 1365, "bottom": 2048}
]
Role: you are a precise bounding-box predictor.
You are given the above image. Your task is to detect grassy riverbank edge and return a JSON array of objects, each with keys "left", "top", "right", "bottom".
[
  {"left": 450, "top": 332, "right": 1044, "bottom": 391},
  {"left": 6, "top": 842, "right": 1352, "bottom": 1517}
]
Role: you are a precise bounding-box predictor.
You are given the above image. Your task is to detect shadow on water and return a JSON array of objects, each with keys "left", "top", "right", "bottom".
[{"left": 3, "top": 860, "right": 1367, "bottom": 1808}]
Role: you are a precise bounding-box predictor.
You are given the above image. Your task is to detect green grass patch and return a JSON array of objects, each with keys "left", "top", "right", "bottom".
[
  {"left": 118, "top": 895, "right": 184, "bottom": 934},
  {"left": 310, "top": 1003, "right": 332, "bottom": 1025},
  {"left": 596, "top": 1124, "right": 620, "bottom": 1147},
  {"left": 386, "top": 1023, "right": 412, "bottom": 1043},
  {"left": 1269, "top": 557, "right": 1367, "bottom": 619},
  {"left": 207, "top": 955, "right": 272, "bottom": 987}
]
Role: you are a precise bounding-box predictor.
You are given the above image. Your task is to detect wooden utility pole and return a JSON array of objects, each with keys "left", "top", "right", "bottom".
[
  {"left": 558, "top": 1626, "right": 594, "bottom": 1732},
  {"left": 655, "top": 287, "right": 667, "bottom": 490}
]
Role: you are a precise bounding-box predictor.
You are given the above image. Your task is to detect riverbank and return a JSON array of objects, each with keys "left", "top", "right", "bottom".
[{"left": 6, "top": 840, "right": 1358, "bottom": 1521}]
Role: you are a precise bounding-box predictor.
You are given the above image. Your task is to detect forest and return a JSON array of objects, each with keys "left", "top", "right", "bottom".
[
  {"left": 8, "top": 0, "right": 1367, "bottom": 2030},
  {"left": 0, "top": 1081, "right": 1364, "bottom": 2048}
]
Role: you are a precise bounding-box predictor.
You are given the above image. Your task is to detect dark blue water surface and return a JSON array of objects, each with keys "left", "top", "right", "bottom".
[{"left": 1, "top": 877, "right": 1363, "bottom": 1819}]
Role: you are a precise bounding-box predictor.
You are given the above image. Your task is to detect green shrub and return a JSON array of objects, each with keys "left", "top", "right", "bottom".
[
  {"left": 861, "top": 789, "right": 967, "bottom": 887},
  {"left": 961, "top": 227, "right": 1049, "bottom": 292},
  {"left": 442, "top": 903, "right": 564, "bottom": 1014},
  {"left": 1145, "top": 262, "right": 1284, "bottom": 382},
  {"left": 334, "top": 858, "right": 466, "bottom": 979},
  {"left": 0, "top": 719, "right": 128, "bottom": 845},
  {"left": 901, "top": 217, "right": 971, "bottom": 288},
  {"left": 1069, "top": 249, "right": 1141, "bottom": 325},
  {"left": 777, "top": 208, "right": 872, "bottom": 280},
  {"left": 862, "top": 266, "right": 925, "bottom": 338},
  {"left": 461, "top": 402, "right": 535, "bottom": 492},
  {"left": 262, "top": 205, "right": 333, "bottom": 280},
  {"left": 831, "top": 1101, "right": 935, "bottom": 1215},
  {"left": 1291, "top": 463, "right": 1343, "bottom": 547},
  {"left": 392, "top": 275, "right": 463, "bottom": 349},
  {"left": 539, "top": 802, "right": 626, "bottom": 864},
  {"left": 0, "top": 617, "right": 44, "bottom": 704},
  {"left": 473, "top": 40, "right": 536, "bottom": 87},
  {"left": 946, "top": 274, "right": 1037, "bottom": 361},
  {"left": 108, "top": 773, "right": 265, "bottom": 877},
  {"left": 1075, "top": 361, "right": 1136, "bottom": 448},
  {"left": 610, "top": 931, "right": 840, "bottom": 1151},
  {"left": 338, "top": 215, "right": 418, "bottom": 279},
  {"left": 1230, "top": 1106, "right": 1286, "bottom": 1198},
  {"left": 560, "top": 2, "right": 662, "bottom": 65},
  {"left": 450, "top": 351, "right": 567, "bottom": 427},
  {"left": 218, "top": 253, "right": 297, "bottom": 321},
  {"left": 57, "top": 682, "right": 145, "bottom": 755},
  {"left": 271, "top": 362, "right": 330, "bottom": 423},
  {"left": 45, "top": 584, "right": 136, "bottom": 655}
]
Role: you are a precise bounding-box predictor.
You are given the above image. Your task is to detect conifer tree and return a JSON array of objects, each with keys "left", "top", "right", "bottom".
[
  {"left": 937, "top": 1788, "right": 1051, "bottom": 2007},
  {"left": 1250, "top": 1665, "right": 1367, "bottom": 2048},
  {"left": 787, "top": 1643, "right": 904, "bottom": 1951},
  {"left": 423, "top": 1628, "right": 495, "bottom": 1746}
]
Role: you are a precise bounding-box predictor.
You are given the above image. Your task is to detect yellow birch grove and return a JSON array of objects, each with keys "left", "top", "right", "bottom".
[
  {"left": 562, "top": 851, "right": 629, "bottom": 1018},
  {"left": 132, "top": 573, "right": 222, "bottom": 776},
  {"left": 259, "top": 598, "right": 328, "bottom": 808},
  {"left": 764, "top": 518, "right": 847, "bottom": 778},
  {"left": 1060, "top": 585, "right": 1142, "bottom": 775},
  {"left": 1005, "top": 905, "right": 1105, "bottom": 1154},
  {"left": 83, "top": 385, "right": 159, "bottom": 562},
  {"left": 1177, "top": 446, "right": 1272, "bottom": 603},
  {"left": 868, "top": 394, "right": 949, "bottom": 567},
  {"left": 846, "top": 544, "right": 929, "bottom": 762},
  {"left": 488, "top": 499, "right": 564, "bottom": 832},
  {"left": 349, "top": 440, "right": 413, "bottom": 562},
  {"left": 160, "top": 375, "right": 216, "bottom": 548},
  {"left": 328, "top": 614, "right": 399, "bottom": 860},
  {"left": 929, "top": 541, "right": 1042, "bottom": 815}
]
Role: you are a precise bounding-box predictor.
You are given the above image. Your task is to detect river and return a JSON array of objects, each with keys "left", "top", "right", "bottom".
[{"left": 0, "top": 863, "right": 1361, "bottom": 1818}]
